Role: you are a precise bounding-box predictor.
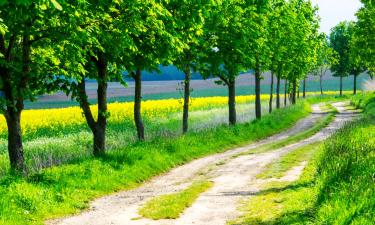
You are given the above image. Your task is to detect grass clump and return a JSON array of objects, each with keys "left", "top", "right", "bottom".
[{"left": 139, "top": 181, "right": 213, "bottom": 220}]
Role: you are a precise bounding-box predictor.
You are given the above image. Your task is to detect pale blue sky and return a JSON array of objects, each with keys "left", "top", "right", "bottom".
[{"left": 311, "top": 0, "right": 362, "bottom": 34}]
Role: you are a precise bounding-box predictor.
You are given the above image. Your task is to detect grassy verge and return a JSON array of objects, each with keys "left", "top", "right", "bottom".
[
  {"left": 0, "top": 101, "right": 311, "bottom": 225},
  {"left": 139, "top": 180, "right": 213, "bottom": 220}
]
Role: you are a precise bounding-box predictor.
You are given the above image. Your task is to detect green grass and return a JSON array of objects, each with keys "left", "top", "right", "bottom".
[
  {"left": 257, "top": 143, "right": 322, "bottom": 179},
  {"left": 0, "top": 101, "right": 312, "bottom": 225},
  {"left": 138, "top": 180, "right": 213, "bottom": 220}
]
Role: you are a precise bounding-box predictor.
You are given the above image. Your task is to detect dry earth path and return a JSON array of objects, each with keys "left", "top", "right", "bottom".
[{"left": 48, "top": 102, "right": 357, "bottom": 225}]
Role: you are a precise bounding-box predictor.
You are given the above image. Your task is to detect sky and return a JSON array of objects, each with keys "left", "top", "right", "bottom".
[{"left": 311, "top": 0, "right": 363, "bottom": 34}]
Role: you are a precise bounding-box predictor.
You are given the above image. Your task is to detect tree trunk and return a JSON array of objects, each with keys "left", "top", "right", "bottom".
[
  {"left": 291, "top": 80, "right": 297, "bottom": 104},
  {"left": 284, "top": 80, "right": 288, "bottom": 106},
  {"left": 320, "top": 75, "right": 324, "bottom": 95},
  {"left": 353, "top": 74, "right": 358, "bottom": 95},
  {"left": 276, "top": 75, "right": 281, "bottom": 109},
  {"left": 340, "top": 76, "right": 343, "bottom": 96},
  {"left": 182, "top": 67, "right": 191, "bottom": 134},
  {"left": 94, "top": 54, "right": 108, "bottom": 156},
  {"left": 255, "top": 59, "right": 262, "bottom": 119},
  {"left": 269, "top": 72, "right": 274, "bottom": 113},
  {"left": 303, "top": 77, "right": 306, "bottom": 98},
  {"left": 297, "top": 89, "right": 300, "bottom": 98},
  {"left": 5, "top": 110, "right": 25, "bottom": 173},
  {"left": 134, "top": 69, "right": 145, "bottom": 140},
  {"left": 228, "top": 80, "right": 236, "bottom": 125}
]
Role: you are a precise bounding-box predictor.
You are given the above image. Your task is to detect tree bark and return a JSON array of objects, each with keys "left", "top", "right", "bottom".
[
  {"left": 269, "top": 72, "right": 274, "bottom": 113},
  {"left": 340, "top": 76, "right": 343, "bottom": 96},
  {"left": 5, "top": 110, "right": 25, "bottom": 173},
  {"left": 182, "top": 66, "right": 191, "bottom": 134},
  {"left": 303, "top": 77, "right": 306, "bottom": 98},
  {"left": 276, "top": 75, "right": 281, "bottom": 109},
  {"left": 284, "top": 80, "right": 288, "bottom": 106},
  {"left": 228, "top": 80, "right": 236, "bottom": 125},
  {"left": 291, "top": 80, "right": 297, "bottom": 104},
  {"left": 77, "top": 53, "right": 108, "bottom": 156},
  {"left": 320, "top": 75, "right": 324, "bottom": 95},
  {"left": 353, "top": 74, "right": 358, "bottom": 95},
  {"left": 255, "top": 59, "right": 262, "bottom": 119},
  {"left": 134, "top": 69, "right": 145, "bottom": 140},
  {"left": 94, "top": 54, "right": 108, "bottom": 156}
]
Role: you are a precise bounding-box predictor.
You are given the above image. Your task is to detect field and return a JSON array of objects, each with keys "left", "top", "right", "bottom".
[{"left": 27, "top": 72, "right": 371, "bottom": 109}]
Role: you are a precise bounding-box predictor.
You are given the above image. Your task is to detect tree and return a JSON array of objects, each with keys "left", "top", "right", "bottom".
[
  {"left": 312, "top": 34, "right": 338, "bottom": 95},
  {"left": 200, "top": 0, "right": 247, "bottom": 125},
  {"left": 267, "top": 0, "right": 292, "bottom": 111},
  {"left": 329, "top": 22, "right": 354, "bottom": 96},
  {"left": 0, "top": 0, "right": 69, "bottom": 172},
  {"left": 59, "top": 0, "right": 134, "bottom": 156},
  {"left": 287, "top": 0, "right": 319, "bottom": 104},
  {"left": 354, "top": 0, "right": 375, "bottom": 74},
  {"left": 349, "top": 34, "right": 366, "bottom": 95},
  {"left": 244, "top": 0, "right": 272, "bottom": 119},
  {"left": 123, "top": 1, "right": 182, "bottom": 140},
  {"left": 167, "top": 0, "right": 213, "bottom": 134}
]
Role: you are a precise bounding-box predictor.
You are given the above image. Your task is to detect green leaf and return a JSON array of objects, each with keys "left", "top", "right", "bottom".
[{"left": 50, "top": 0, "right": 62, "bottom": 11}]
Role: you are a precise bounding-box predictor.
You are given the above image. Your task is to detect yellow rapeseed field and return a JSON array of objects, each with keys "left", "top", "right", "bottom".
[{"left": 0, "top": 91, "right": 348, "bottom": 136}]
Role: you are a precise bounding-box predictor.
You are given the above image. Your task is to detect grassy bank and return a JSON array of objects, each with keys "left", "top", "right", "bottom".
[{"left": 0, "top": 101, "right": 311, "bottom": 225}]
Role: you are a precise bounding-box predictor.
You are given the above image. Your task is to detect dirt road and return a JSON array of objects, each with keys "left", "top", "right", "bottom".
[{"left": 48, "top": 102, "right": 357, "bottom": 225}]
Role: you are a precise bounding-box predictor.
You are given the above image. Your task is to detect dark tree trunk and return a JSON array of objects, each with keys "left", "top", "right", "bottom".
[
  {"left": 255, "top": 59, "right": 262, "bottom": 119},
  {"left": 320, "top": 75, "right": 324, "bottom": 95},
  {"left": 182, "top": 67, "right": 191, "bottom": 134},
  {"left": 291, "top": 80, "right": 297, "bottom": 104},
  {"left": 303, "top": 77, "right": 306, "bottom": 98},
  {"left": 353, "top": 74, "right": 358, "bottom": 95},
  {"left": 77, "top": 54, "right": 108, "bottom": 156},
  {"left": 297, "top": 89, "right": 300, "bottom": 98},
  {"left": 5, "top": 110, "right": 25, "bottom": 173},
  {"left": 340, "top": 76, "right": 343, "bottom": 96},
  {"left": 134, "top": 69, "right": 145, "bottom": 140},
  {"left": 276, "top": 75, "right": 281, "bottom": 109},
  {"left": 284, "top": 80, "right": 288, "bottom": 106},
  {"left": 269, "top": 72, "right": 274, "bottom": 113},
  {"left": 228, "top": 80, "right": 236, "bottom": 125},
  {"left": 94, "top": 54, "right": 108, "bottom": 156}
]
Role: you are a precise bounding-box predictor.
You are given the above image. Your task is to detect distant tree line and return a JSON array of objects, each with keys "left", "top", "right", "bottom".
[{"left": 0, "top": 0, "right": 373, "bottom": 173}]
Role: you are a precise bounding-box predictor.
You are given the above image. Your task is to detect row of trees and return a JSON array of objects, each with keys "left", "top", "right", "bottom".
[
  {"left": 0, "top": 0, "right": 321, "bottom": 173},
  {"left": 325, "top": 0, "right": 374, "bottom": 95}
]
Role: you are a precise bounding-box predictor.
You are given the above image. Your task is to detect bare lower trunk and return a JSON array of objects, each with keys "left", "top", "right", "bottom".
[
  {"left": 284, "top": 80, "right": 288, "bottom": 106},
  {"left": 320, "top": 75, "right": 323, "bottom": 95},
  {"left": 276, "top": 75, "right": 281, "bottom": 109},
  {"left": 228, "top": 81, "right": 236, "bottom": 125},
  {"left": 269, "top": 72, "right": 274, "bottom": 113},
  {"left": 5, "top": 111, "right": 25, "bottom": 173},
  {"left": 340, "top": 76, "right": 343, "bottom": 96},
  {"left": 255, "top": 60, "right": 261, "bottom": 119},
  {"left": 134, "top": 69, "right": 145, "bottom": 140},
  {"left": 182, "top": 67, "right": 191, "bottom": 134},
  {"left": 303, "top": 78, "right": 306, "bottom": 98},
  {"left": 291, "top": 80, "right": 297, "bottom": 104},
  {"left": 353, "top": 74, "right": 358, "bottom": 95},
  {"left": 94, "top": 55, "right": 108, "bottom": 156}
]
